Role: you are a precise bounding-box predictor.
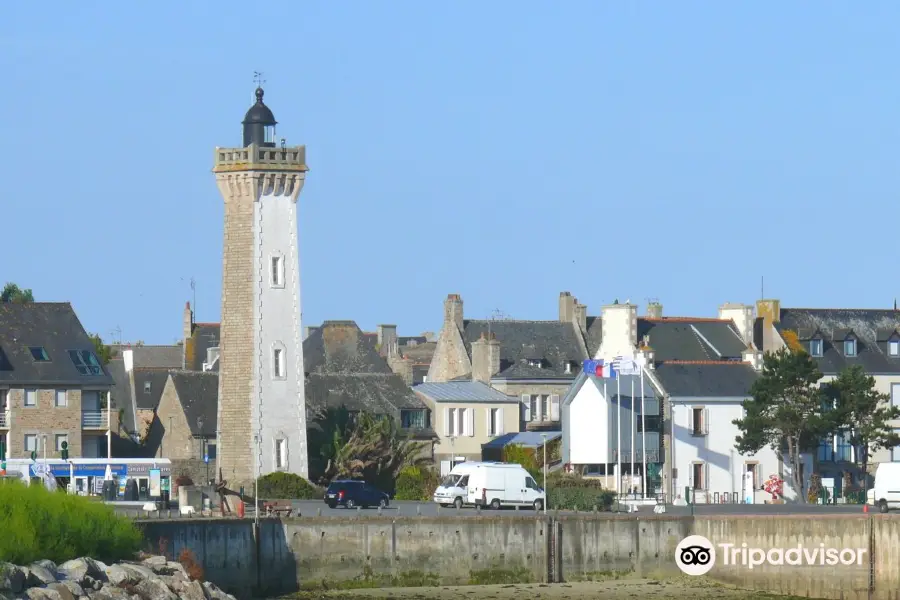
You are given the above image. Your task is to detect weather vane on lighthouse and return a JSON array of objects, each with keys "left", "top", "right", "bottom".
[{"left": 253, "top": 71, "right": 266, "bottom": 88}]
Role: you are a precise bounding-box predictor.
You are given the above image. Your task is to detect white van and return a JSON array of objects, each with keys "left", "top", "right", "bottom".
[
  {"left": 465, "top": 462, "right": 545, "bottom": 510},
  {"left": 433, "top": 462, "right": 479, "bottom": 508},
  {"left": 872, "top": 462, "right": 900, "bottom": 512}
]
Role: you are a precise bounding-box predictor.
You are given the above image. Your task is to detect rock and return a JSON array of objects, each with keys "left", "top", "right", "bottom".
[
  {"left": 34, "top": 563, "right": 57, "bottom": 576},
  {"left": 117, "top": 566, "right": 153, "bottom": 583},
  {"left": 179, "top": 581, "right": 206, "bottom": 600},
  {"left": 57, "top": 581, "right": 84, "bottom": 598},
  {"left": 201, "top": 582, "right": 230, "bottom": 600},
  {"left": 87, "top": 588, "right": 130, "bottom": 600},
  {"left": 25, "top": 587, "right": 63, "bottom": 600},
  {"left": 138, "top": 558, "right": 166, "bottom": 570},
  {"left": 0, "top": 563, "right": 27, "bottom": 593},
  {"left": 28, "top": 565, "right": 57, "bottom": 586},
  {"left": 58, "top": 560, "right": 105, "bottom": 585},
  {"left": 46, "top": 583, "right": 76, "bottom": 600},
  {"left": 134, "top": 578, "right": 177, "bottom": 600},
  {"left": 102, "top": 567, "right": 134, "bottom": 589}
]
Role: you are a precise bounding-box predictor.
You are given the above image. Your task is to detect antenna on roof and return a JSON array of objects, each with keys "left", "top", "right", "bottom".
[
  {"left": 109, "top": 326, "right": 122, "bottom": 345},
  {"left": 760, "top": 276, "right": 764, "bottom": 301},
  {"left": 488, "top": 308, "right": 510, "bottom": 337}
]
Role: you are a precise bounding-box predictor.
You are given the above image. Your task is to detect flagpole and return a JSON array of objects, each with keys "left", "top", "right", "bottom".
[
  {"left": 616, "top": 369, "right": 621, "bottom": 498},
  {"left": 630, "top": 375, "right": 635, "bottom": 498},
  {"left": 640, "top": 364, "right": 647, "bottom": 499}
]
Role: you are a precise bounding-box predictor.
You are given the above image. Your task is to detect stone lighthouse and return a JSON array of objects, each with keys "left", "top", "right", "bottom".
[{"left": 212, "top": 85, "right": 310, "bottom": 491}]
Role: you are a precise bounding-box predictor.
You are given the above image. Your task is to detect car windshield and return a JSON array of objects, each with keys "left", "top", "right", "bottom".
[{"left": 441, "top": 475, "right": 461, "bottom": 487}]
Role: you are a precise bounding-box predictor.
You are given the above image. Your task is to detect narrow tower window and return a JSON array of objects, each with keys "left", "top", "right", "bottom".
[
  {"left": 271, "top": 255, "right": 284, "bottom": 288},
  {"left": 273, "top": 347, "right": 285, "bottom": 379},
  {"left": 275, "top": 438, "right": 287, "bottom": 469}
]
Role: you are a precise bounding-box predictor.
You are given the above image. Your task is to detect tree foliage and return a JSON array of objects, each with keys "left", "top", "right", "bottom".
[
  {"left": 89, "top": 333, "right": 115, "bottom": 365},
  {"left": 1, "top": 283, "right": 34, "bottom": 303},
  {"left": 256, "top": 472, "right": 322, "bottom": 499},
  {"left": 828, "top": 365, "right": 900, "bottom": 476},
  {"left": 307, "top": 406, "right": 430, "bottom": 493},
  {"left": 734, "top": 347, "right": 829, "bottom": 502}
]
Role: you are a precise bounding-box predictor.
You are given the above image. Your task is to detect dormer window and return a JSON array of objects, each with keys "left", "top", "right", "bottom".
[
  {"left": 890, "top": 339, "right": 900, "bottom": 357},
  {"left": 29, "top": 347, "right": 49, "bottom": 361},
  {"left": 810, "top": 338, "right": 823, "bottom": 357},
  {"left": 564, "top": 361, "right": 572, "bottom": 374},
  {"left": 844, "top": 339, "right": 858, "bottom": 357},
  {"left": 527, "top": 359, "right": 542, "bottom": 368}
]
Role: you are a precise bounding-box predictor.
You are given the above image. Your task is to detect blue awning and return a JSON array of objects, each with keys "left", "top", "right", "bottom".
[{"left": 30, "top": 463, "right": 128, "bottom": 478}]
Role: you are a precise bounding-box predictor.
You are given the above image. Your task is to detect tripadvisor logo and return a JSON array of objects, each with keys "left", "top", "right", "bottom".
[{"left": 675, "top": 535, "right": 868, "bottom": 575}]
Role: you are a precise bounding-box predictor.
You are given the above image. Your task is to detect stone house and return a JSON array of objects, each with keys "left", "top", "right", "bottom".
[
  {"left": 412, "top": 380, "right": 521, "bottom": 473},
  {"left": 426, "top": 292, "right": 600, "bottom": 432},
  {"left": 754, "top": 299, "right": 900, "bottom": 493},
  {"left": 0, "top": 302, "right": 116, "bottom": 459}
]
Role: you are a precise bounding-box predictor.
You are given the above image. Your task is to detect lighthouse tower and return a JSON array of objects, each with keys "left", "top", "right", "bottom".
[{"left": 213, "top": 86, "right": 309, "bottom": 490}]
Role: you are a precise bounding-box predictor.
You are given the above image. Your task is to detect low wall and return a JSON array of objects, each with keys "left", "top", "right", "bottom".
[{"left": 140, "top": 514, "right": 900, "bottom": 600}]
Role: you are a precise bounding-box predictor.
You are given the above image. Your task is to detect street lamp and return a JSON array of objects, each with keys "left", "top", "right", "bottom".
[
  {"left": 541, "top": 433, "right": 548, "bottom": 515},
  {"left": 252, "top": 433, "right": 260, "bottom": 526}
]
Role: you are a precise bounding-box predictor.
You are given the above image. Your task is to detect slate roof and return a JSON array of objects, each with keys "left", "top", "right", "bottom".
[
  {"left": 638, "top": 318, "right": 747, "bottom": 362},
  {"left": 0, "top": 303, "right": 113, "bottom": 385},
  {"left": 653, "top": 361, "right": 759, "bottom": 397},
  {"left": 482, "top": 431, "right": 562, "bottom": 449},
  {"left": 185, "top": 324, "right": 220, "bottom": 371},
  {"left": 585, "top": 317, "right": 602, "bottom": 356},
  {"left": 106, "top": 358, "right": 136, "bottom": 432},
  {"left": 110, "top": 344, "right": 183, "bottom": 369},
  {"left": 304, "top": 321, "right": 427, "bottom": 417},
  {"left": 773, "top": 308, "right": 900, "bottom": 374},
  {"left": 169, "top": 370, "right": 218, "bottom": 436},
  {"left": 461, "top": 320, "right": 586, "bottom": 379},
  {"left": 132, "top": 368, "right": 171, "bottom": 410},
  {"left": 413, "top": 381, "right": 519, "bottom": 403}
]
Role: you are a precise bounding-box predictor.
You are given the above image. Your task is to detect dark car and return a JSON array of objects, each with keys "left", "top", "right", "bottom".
[{"left": 324, "top": 480, "right": 390, "bottom": 509}]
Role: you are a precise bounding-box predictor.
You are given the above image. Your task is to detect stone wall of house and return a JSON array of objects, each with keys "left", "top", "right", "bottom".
[{"left": 7, "top": 388, "right": 83, "bottom": 458}]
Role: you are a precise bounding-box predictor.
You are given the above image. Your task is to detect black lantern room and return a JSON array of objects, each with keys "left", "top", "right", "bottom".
[{"left": 242, "top": 87, "right": 277, "bottom": 148}]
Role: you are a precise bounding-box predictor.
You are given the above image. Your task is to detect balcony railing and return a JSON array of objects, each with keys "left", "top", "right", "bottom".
[
  {"left": 0, "top": 411, "right": 7, "bottom": 428},
  {"left": 81, "top": 411, "right": 109, "bottom": 428}
]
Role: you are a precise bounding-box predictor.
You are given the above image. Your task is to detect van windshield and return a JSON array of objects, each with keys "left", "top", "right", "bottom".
[{"left": 441, "top": 475, "right": 461, "bottom": 487}]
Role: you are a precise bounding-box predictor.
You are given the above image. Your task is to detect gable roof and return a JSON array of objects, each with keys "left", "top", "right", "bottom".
[
  {"left": 413, "top": 381, "right": 519, "bottom": 403},
  {"left": 461, "top": 320, "right": 586, "bottom": 379},
  {"left": 184, "top": 323, "right": 220, "bottom": 371},
  {"left": 169, "top": 370, "right": 218, "bottom": 436},
  {"left": 303, "top": 321, "right": 393, "bottom": 375},
  {"left": 132, "top": 368, "right": 170, "bottom": 410},
  {"left": 653, "top": 361, "right": 758, "bottom": 397},
  {"left": 774, "top": 308, "right": 900, "bottom": 374},
  {"left": 111, "top": 344, "right": 183, "bottom": 369},
  {"left": 0, "top": 302, "right": 113, "bottom": 385},
  {"left": 638, "top": 318, "right": 747, "bottom": 362}
]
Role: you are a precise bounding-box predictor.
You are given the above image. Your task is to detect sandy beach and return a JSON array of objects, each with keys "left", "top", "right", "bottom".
[{"left": 285, "top": 577, "right": 812, "bottom": 600}]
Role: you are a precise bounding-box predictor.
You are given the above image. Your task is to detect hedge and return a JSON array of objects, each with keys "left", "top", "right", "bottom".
[
  {"left": 0, "top": 480, "right": 142, "bottom": 564},
  {"left": 256, "top": 472, "right": 323, "bottom": 500},
  {"left": 394, "top": 466, "right": 440, "bottom": 501},
  {"left": 546, "top": 473, "right": 615, "bottom": 510}
]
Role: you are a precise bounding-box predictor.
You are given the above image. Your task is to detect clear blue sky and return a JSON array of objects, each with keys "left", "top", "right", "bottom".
[{"left": 2, "top": 3, "right": 899, "bottom": 344}]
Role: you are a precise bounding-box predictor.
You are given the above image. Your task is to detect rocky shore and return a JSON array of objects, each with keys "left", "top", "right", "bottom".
[{"left": 0, "top": 555, "right": 237, "bottom": 600}]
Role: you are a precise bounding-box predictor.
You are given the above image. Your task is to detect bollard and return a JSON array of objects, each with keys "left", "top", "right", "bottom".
[
  {"left": 378, "top": 506, "right": 382, "bottom": 516},
  {"left": 593, "top": 505, "right": 598, "bottom": 513},
  {"left": 515, "top": 505, "right": 519, "bottom": 512},
  {"left": 317, "top": 508, "right": 321, "bottom": 517}
]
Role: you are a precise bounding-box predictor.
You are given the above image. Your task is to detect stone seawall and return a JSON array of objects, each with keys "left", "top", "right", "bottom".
[{"left": 139, "top": 514, "right": 900, "bottom": 600}]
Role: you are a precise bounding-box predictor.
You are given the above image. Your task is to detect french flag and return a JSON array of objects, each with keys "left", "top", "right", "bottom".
[{"left": 583, "top": 359, "right": 616, "bottom": 379}]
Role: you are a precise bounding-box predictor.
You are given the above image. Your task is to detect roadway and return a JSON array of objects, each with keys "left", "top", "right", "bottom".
[{"left": 116, "top": 499, "right": 870, "bottom": 519}]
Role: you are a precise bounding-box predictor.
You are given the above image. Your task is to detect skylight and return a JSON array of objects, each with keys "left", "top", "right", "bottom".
[
  {"left": 29, "top": 347, "right": 50, "bottom": 361},
  {"left": 68, "top": 350, "right": 102, "bottom": 376}
]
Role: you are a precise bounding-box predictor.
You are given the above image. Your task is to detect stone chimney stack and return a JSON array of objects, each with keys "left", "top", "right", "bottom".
[
  {"left": 471, "top": 332, "right": 501, "bottom": 384},
  {"left": 377, "top": 324, "right": 399, "bottom": 358},
  {"left": 756, "top": 298, "right": 782, "bottom": 352},
  {"left": 182, "top": 302, "right": 193, "bottom": 341},
  {"left": 719, "top": 302, "right": 755, "bottom": 345},
  {"left": 444, "top": 294, "right": 464, "bottom": 331},
  {"left": 598, "top": 301, "right": 638, "bottom": 360},
  {"left": 573, "top": 302, "right": 587, "bottom": 336},
  {"left": 559, "top": 292, "right": 576, "bottom": 322},
  {"left": 646, "top": 301, "right": 663, "bottom": 319}
]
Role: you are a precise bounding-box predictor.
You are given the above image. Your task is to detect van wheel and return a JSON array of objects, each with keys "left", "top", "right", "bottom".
[
  {"left": 490, "top": 499, "right": 501, "bottom": 510},
  {"left": 533, "top": 499, "right": 544, "bottom": 511},
  {"left": 880, "top": 500, "right": 889, "bottom": 513},
  {"left": 453, "top": 497, "right": 463, "bottom": 509}
]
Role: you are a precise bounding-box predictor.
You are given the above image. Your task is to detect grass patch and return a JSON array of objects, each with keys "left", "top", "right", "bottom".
[
  {"left": 0, "top": 480, "right": 141, "bottom": 564},
  {"left": 468, "top": 566, "right": 533, "bottom": 585},
  {"left": 300, "top": 567, "right": 441, "bottom": 591}
]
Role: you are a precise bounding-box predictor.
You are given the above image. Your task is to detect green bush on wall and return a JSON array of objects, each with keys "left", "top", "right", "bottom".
[
  {"left": 0, "top": 481, "right": 142, "bottom": 564},
  {"left": 394, "top": 466, "right": 440, "bottom": 501},
  {"left": 256, "top": 472, "right": 323, "bottom": 500}
]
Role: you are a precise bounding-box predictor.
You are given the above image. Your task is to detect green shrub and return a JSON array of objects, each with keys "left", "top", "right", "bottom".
[
  {"left": 0, "top": 481, "right": 141, "bottom": 564},
  {"left": 394, "top": 466, "right": 439, "bottom": 501},
  {"left": 256, "top": 472, "right": 322, "bottom": 499},
  {"left": 546, "top": 473, "right": 615, "bottom": 510}
]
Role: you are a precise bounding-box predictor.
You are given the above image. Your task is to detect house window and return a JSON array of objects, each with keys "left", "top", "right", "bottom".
[
  {"left": 691, "top": 407, "right": 708, "bottom": 436},
  {"left": 401, "top": 409, "right": 426, "bottom": 429},
  {"left": 890, "top": 340, "right": 900, "bottom": 357},
  {"left": 0, "top": 389, "right": 6, "bottom": 410},
  {"left": 542, "top": 396, "right": 550, "bottom": 421},
  {"left": 530, "top": 395, "right": 539, "bottom": 421},
  {"left": 893, "top": 384, "right": 900, "bottom": 408},
  {"left": 835, "top": 433, "right": 852, "bottom": 462},
  {"left": 29, "top": 347, "right": 50, "bottom": 361},
  {"left": 810, "top": 339, "right": 823, "bottom": 357},
  {"left": 273, "top": 347, "right": 285, "bottom": 378},
  {"left": 55, "top": 390, "right": 67, "bottom": 407},
  {"left": 818, "top": 436, "right": 835, "bottom": 462},
  {"left": 445, "top": 407, "right": 472, "bottom": 437},
  {"left": 55, "top": 434, "right": 67, "bottom": 452},
  {"left": 24, "top": 389, "right": 37, "bottom": 407},
  {"left": 274, "top": 438, "right": 287, "bottom": 469},
  {"left": 527, "top": 359, "right": 542, "bottom": 368},
  {"left": 636, "top": 415, "right": 661, "bottom": 432},
  {"left": 844, "top": 339, "right": 857, "bottom": 357},
  {"left": 692, "top": 462, "right": 706, "bottom": 490},
  {"left": 24, "top": 434, "right": 37, "bottom": 453},
  {"left": 270, "top": 256, "right": 284, "bottom": 288},
  {"left": 745, "top": 463, "right": 760, "bottom": 489},
  {"left": 487, "top": 407, "right": 503, "bottom": 436},
  {"left": 206, "top": 443, "right": 217, "bottom": 459},
  {"left": 68, "top": 350, "right": 102, "bottom": 375},
  {"left": 564, "top": 362, "right": 572, "bottom": 374}
]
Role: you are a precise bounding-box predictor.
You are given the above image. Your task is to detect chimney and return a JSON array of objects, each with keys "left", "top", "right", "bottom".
[
  {"left": 559, "top": 292, "right": 576, "bottom": 322},
  {"left": 183, "top": 302, "right": 193, "bottom": 340},
  {"left": 122, "top": 349, "right": 134, "bottom": 373},
  {"left": 471, "top": 332, "right": 501, "bottom": 384},
  {"left": 322, "top": 321, "right": 360, "bottom": 369},
  {"left": 573, "top": 303, "right": 587, "bottom": 336},
  {"left": 598, "top": 301, "right": 638, "bottom": 360},
  {"left": 421, "top": 331, "right": 436, "bottom": 342},
  {"left": 756, "top": 299, "right": 781, "bottom": 327},
  {"left": 444, "top": 294, "right": 464, "bottom": 331},
  {"left": 646, "top": 301, "right": 663, "bottom": 319},
  {"left": 719, "top": 302, "right": 754, "bottom": 345},
  {"left": 377, "top": 324, "right": 399, "bottom": 358}
]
